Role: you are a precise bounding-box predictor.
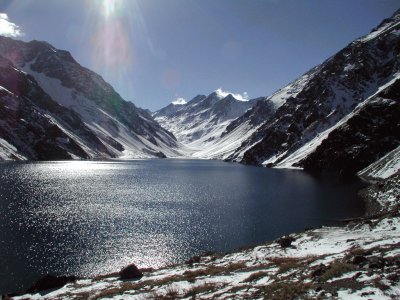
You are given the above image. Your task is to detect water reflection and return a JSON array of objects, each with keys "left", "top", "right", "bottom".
[{"left": 0, "top": 160, "right": 364, "bottom": 293}]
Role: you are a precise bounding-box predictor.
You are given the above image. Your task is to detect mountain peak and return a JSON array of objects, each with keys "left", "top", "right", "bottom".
[
  {"left": 369, "top": 7, "right": 400, "bottom": 34},
  {"left": 171, "top": 98, "right": 187, "bottom": 105},
  {"left": 213, "top": 88, "right": 249, "bottom": 101},
  {"left": 0, "top": 37, "right": 181, "bottom": 160}
]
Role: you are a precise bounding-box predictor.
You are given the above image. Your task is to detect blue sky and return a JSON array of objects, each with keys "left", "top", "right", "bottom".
[{"left": 0, "top": 0, "right": 398, "bottom": 110}]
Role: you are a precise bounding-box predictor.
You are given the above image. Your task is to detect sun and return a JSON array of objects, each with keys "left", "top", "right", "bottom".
[
  {"left": 100, "top": 0, "right": 123, "bottom": 19},
  {"left": 86, "top": 0, "right": 136, "bottom": 86}
]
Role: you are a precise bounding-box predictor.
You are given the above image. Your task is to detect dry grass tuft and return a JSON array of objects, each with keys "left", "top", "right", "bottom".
[
  {"left": 182, "top": 261, "right": 247, "bottom": 281},
  {"left": 184, "top": 282, "right": 217, "bottom": 297},
  {"left": 261, "top": 281, "right": 312, "bottom": 299},
  {"left": 243, "top": 271, "right": 269, "bottom": 282},
  {"left": 320, "top": 262, "right": 357, "bottom": 282},
  {"left": 150, "top": 285, "right": 181, "bottom": 299},
  {"left": 269, "top": 257, "right": 304, "bottom": 274}
]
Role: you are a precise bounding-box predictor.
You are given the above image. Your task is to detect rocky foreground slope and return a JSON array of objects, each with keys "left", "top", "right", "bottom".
[{"left": 0, "top": 37, "right": 181, "bottom": 160}]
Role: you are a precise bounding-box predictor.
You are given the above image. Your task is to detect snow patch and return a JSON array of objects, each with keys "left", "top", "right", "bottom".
[
  {"left": 358, "top": 145, "right": 400, "bottom": 179},
  {"left": 270, "top": 73, "right": 400, "bottom": 169},
  {"left": 215, "top": 88, "right": 249, "bottom": 101},
  {"left": 172, "top": 97, "right": 187, "bottom": 105},
  {"left": 0, "top": 137, "right": 26, "bottom": 160}
]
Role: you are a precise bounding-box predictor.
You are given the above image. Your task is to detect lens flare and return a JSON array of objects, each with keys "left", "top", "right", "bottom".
[
  {"left": 85, "top": 0, "right": 136, "bottom": 95},
  {"left": 101, "top": 0, "right": 121, "bottom": 18}
]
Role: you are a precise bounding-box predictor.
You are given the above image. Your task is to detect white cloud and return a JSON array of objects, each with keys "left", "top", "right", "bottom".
[
  {"left": 0, "top": 13, "right": 23, "bottom": 37},
  {"left": 172, "top": 97, "right": 187, "bottom": 105},
  {"left": 215, "top": 88, "right": 249, "bottom": 101}
]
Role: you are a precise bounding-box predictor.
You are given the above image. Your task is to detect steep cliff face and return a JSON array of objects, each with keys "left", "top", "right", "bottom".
[
  {"left": 300, "top": 79, "right": 400, "bottom": 177},
  {"left": 0, "top": 37, "right": 180, "bottom": 160},
  {"left": 0, "top": 55, "right": 108, "bottom": 160},
  {"left": 225, "top": 9, "right": 400, "bottom": 177}
]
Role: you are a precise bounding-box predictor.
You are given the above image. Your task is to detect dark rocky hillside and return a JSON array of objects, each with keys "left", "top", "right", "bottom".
[
  {"left": 225, "top": 9, "right": 400, "bottom": 175},
  {"left": 0, "top": 55, "right": 111, "bottom": 160},
  {"left": 301, "top": 79, "right": 400, "bottom": 177},
  {"left": 0, "top": 37, "right": 180, "bottom": 160}
]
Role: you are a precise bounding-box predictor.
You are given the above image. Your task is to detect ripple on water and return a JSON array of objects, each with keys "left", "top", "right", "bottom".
[{"left": 0, "top": 160, "right": 364, "bottom": 293}]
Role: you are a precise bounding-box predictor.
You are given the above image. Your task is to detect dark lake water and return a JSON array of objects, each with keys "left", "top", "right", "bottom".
[{"left": 0, "top": 159, "right": 364, "bottom": 293}]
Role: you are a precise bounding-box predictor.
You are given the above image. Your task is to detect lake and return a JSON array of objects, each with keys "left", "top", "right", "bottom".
[{"left": 0, "top": 159, "right": 364, "bottom": 293}]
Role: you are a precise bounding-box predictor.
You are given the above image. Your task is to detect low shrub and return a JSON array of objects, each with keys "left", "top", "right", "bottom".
[
  {"left": 243, "top": 271, "right": 269, "bottom": 282},
  {"left": 184, "top": 282, "right": 217, "bottom": 297},
  {"left": 320, "top": 262, "right": 357, "bottom": 282}
]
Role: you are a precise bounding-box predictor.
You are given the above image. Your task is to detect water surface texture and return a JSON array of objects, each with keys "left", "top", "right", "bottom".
[{"left": 0, "top": 160, "right": 364, "bottom": 293}]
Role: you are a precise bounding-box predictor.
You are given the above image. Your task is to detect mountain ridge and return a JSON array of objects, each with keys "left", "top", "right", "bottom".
[
  {"left": 154, "top": 91, "right": 260, "bottom": 158},
  {"left": 0, "top": 9, "right": 399, "bottom": 180},
  {"left": 0, "top": 36, "right": 181, "bottom": 160},
  {"left": 154, "top": 8, "right": 400, "bottom": 178}
]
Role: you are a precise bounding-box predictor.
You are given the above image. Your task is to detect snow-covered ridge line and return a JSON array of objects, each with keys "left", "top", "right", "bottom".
[
  {"left": 152, "top": 10, "right": 400, "bottom": 170},
  {"left": 358, "top": 145, "right": 400, "bottom": 180},
  {"left": 266, "top": 65, "right": 320, "bottom": 109},
  {"left": 0, "top": 36, "right": 182, "bottom": 161},
  {"left": 270, "top": 72, "right": 400, "bottom": 169},
  {"left": 154, "top": 91, "right": 260, "bottom": 159},
  {"left": 357, "top": 13, "right": 400, "bottom": 43},
  {"left": 224, "top": 8, "right": 400, "bottom": 173}
]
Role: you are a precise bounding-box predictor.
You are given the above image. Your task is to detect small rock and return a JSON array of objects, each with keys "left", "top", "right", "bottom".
[
  {"left": 119, "top": 263, "right": 143, "bottom": 280},
  {"left": 278, "top": 236, "right": 295, "bottom": 248},
  {"left": 386, "top": 273, "right": 399, "bottom": 282},
  {"left": 186, "top": 255, "right": 201, "bottom": 265},
  {"left": 368, "top": 257, "right": 385, "bottom": 269},
  {"left": 352, "top": 255, "right": 367, "bottom": 265},
  {"left": 312, "top": 264, "right": 330, "bottom": 278}
]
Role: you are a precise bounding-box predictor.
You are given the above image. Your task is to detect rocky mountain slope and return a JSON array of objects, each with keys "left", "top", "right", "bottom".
[
  {"left": 0, "top": 37, "right": 180, "bottom": 160},
  {"left": 300, "top": 78, "right": 400, "bottom": 177},
  {"left": 154, "top": 90, "right": 260, "bottom": 158},
  {"left": 231, "top": 9, "right": 400, "bottom": 177},
  {"left": 154, "top": 9, "right": 400, "bottom": 177}
]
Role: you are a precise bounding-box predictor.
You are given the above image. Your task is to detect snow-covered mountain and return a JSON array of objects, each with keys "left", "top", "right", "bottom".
[
  {"left": 154, "top": 91, "right": 260, "bottom": 158},
  {"left": 153, "top": 9, "right": 400, "bottom": 177},
  {"left": 300, "top": 78, "right": 400, "bottom": 177},
  {"left": 232, "top": 9, "right": 400, "bottom": 177},
  {"left": 0, "top": 37, "right": 181, "bottom": 160},
  {"left": 1, "top": 8, "right": 399, "bottom": 175},
  {"left": 214, "top": 9, "right": 400, "bottom": 176}
]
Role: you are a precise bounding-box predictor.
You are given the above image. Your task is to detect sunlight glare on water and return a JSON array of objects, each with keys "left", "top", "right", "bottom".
[{"left": 0, "top": 159, "right": 364, "bottom": 293}]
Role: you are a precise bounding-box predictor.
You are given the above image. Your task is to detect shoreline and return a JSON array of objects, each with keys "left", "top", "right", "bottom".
[{"left": 5, "top": 172, "right": 399, "bottom": 299}]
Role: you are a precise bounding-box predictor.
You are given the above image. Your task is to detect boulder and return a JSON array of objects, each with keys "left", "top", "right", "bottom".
[
  {"left": 119, "top": 263, "right": 143, "bottom": 280},
  {"left": 278, "top": 236, "right": 295, "bottom": 248},
  {"left": 352, "top": 255, "right": 367, "bottom": 265},
  {"left": 186, "top": 255, "right": 201, "bottom": 266}
]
